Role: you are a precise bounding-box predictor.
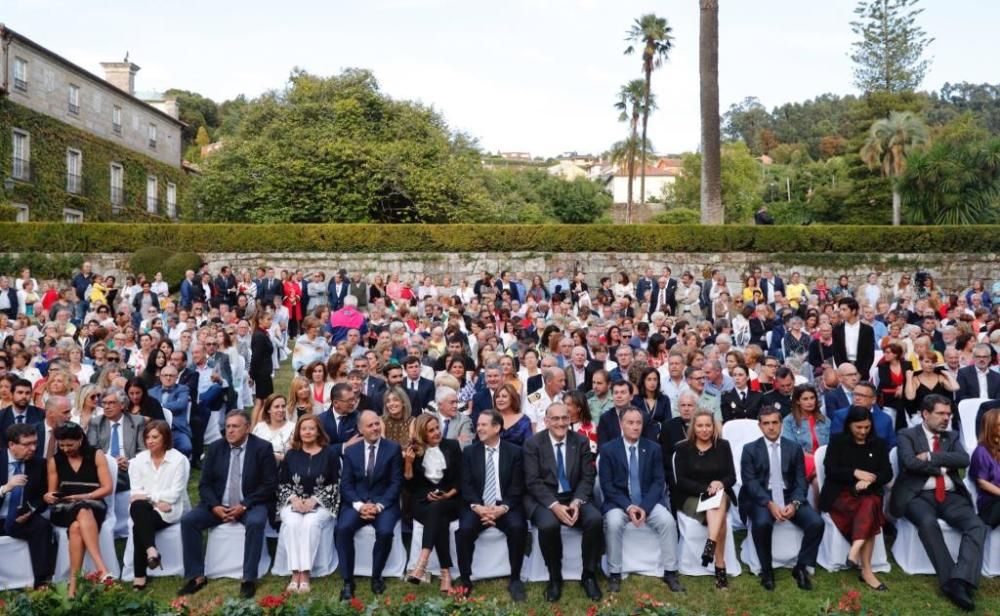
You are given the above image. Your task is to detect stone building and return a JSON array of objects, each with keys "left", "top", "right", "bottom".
[{"left": 0, "top": 24, "right": 186, "bottom": 221}]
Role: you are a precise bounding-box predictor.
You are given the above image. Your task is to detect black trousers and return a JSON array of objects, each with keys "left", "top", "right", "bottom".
[
  {"left": 530, "top": 499, "right": 603, "bottom": 578},
  {"left": 413, "top": 498, "right": 459, "bottom": 568},
  {"left": 904, "top": 491, "right": 988, "bottom": 589},
  {"left": 980, "top": 498, "right": 1000, "bottom": 529},
  {"left": 130, "top": 500, "right": 170, "bottom": 578},
  {"left": 456, "top": 507, "right": 526, "bottom": 582},
  {"left": 0, "top": 513, "right": 56, "bottom": 586}
]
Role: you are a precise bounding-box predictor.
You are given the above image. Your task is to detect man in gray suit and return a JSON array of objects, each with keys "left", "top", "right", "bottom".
[
  {"left": 890, "top": 394, "right": 987, "bottom": 612},
  {"left": 434, "top": 387, "right": 472, "bottom": 448},
  {"left": 523, "top": 403, "right": 602, "bottom": 603},
  {"left": 87, "top": 387, "right": 146, "bottom": 492}
]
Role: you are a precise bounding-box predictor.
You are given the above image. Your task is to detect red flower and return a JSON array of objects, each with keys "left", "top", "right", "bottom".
[
  {"left": 350, "top": 597, "right": 365, "bottom": 612},
  {"left": 586, "top": 606, "right": 598, "bottom": 616},
  {"left": 258, "top": 594, "right": 286, "bottom": 609},
  {"left": 836, "top": 589, "right": 863, "bottom": 614},
  {"left": 404, "top": 593, "right": 416, "bottom": 603}
]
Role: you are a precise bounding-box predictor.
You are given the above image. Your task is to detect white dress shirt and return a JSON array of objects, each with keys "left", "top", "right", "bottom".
[
  {"left": 353, "top": 439, "right": 384, "bottom": 512},
  {"left": 843, "top": 320, "right": 861, "bottom": 361},
  {"left": 920, "top": 425, "right": 955, "bottom": 492},
  {"left": 422, "top": 445, "right": 446, "bottom": 484},
  {"left": 482, "top": 442, "right": 503, "bottom": 505},
  {"left": 976, "top": 368, "right": 990, "bottom": 398},
  {"left": 127, "top": 448, "right": 191, "bottom": 523}
]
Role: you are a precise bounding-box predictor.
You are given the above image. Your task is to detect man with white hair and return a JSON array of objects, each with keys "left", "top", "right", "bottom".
[
  {"left": 435, "top": 386, "right": 472, "bottom": 448},
  {"left": 524, "top": 368, "right": 565, "bottom": 429},
  {"left": 329, "top": 294, "right": 367, "bottom": 345}
]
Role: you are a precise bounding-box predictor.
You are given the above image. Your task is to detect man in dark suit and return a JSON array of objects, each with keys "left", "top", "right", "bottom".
[
  {"left": 456, "top": 410, "right": 528, "bottom": 602},
  {"left": 335, "top": 410, "right": 403, "bottom": 600},
  {"left": 648, "top": 273, "right": 677, "bottom": 317},
  {"left": 0, "top": 379, "right": 44, "bottom": 446},
  {"left": 523, "top": 403, "right": 602, "bottom": 602},
  {"left": 889, "top": 394, "right": 987, "bottom": 612},
  {"left": 214, "top": 266, "right": 238, "bottom": 308},
  {"left": 956, "top": 344, "right": 1000, "bottom": 404},
  {"left": 760, "top": 367, "right": 796, "bottom": 419},
  {"left": 760, "top": 268, "right": 785, "bottom": 307},
  {"left": 494, "top": 270, "right": 520, "bottom": 304},
  {"left": 178, "top": 410, "right": 277, "bottom": 599},
  {"left": 0, "top": 423, "right": 55, "bottom": 588},
  {"left": 596, "top": 382, "right": 658, "bottom": 446},
  {"left": 0, "top": 276, "right": 20, "bottom": 320},
  {"left": 599, "top": 407, "right": 683, "bottom": 593},
  {"left": 327, "top": 269, "right": 350, "bottom": 311},
  {"left": 564, "top": 345, "right": 600, "bottom": 393},
  {"left": 470, "top": 363, "right": 504, "bottom": 426},
  {"left": 257, "top": 268, "right": 283, "bottom": 307},
  {"left": 634, "top": 268, "right": 655, "bottom": 305},
  {"left": 319, "top": 383, "right": 361, "bottom": 456},
  {"left": 739, "top": 406, "right": 824, "bottom": 592},
  {"left": 823, "top": 363, "right": 860, "bottom": 418},
  {"left": 354, "top": 356, "right": 386, "bottom": 401},
  {"left": 402, "top": 355, "right": 435, "bottom": 416},
  {"left": 832, "top": 298, "right": 876, "bottom": 378}
]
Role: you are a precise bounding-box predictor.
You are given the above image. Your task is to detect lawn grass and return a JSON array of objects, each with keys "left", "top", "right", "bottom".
[{"left": 129, "top": 358, "right": 1000, "bottom": 614}]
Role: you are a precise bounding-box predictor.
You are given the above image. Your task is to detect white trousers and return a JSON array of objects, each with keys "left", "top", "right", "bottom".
[{"left": 278, "top": 505, "right": 333, "bottom": 572}]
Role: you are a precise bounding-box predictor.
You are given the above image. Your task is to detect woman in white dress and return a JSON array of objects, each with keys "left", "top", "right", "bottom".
[{"left": 251, "top": 393, "right": 294, "bottom": 462}]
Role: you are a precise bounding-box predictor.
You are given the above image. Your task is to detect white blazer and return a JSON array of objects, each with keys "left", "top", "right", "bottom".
[{"left": 127, "top": 448, "right": 191, "bottom": 524}]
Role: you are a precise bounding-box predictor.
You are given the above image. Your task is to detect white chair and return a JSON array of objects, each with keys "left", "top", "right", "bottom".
[
  {"left": 161, "top": 407, "right": 173, "bottom": 428},
  {"left": 722, "top": 419, "right": 762, "bottom": 531},
  {"left": 204, "top": 522, "right": 272, "bottom": 579},
  {"left": 813, "top": 445, "right": 891, "bottom": 573},
  {"left": 204, "top": 409, "right": 224, "bottom": 446},
  {"left": 964, "top": 477, "right": 1000, "bottom": 577},
  {"left": 524, "top": 524, "right": 584, "bottom": 582},
  {"left": 53, "top": 454, "right": 121, "bottom": 581},
  {"left": 958, "top": 398, "right": 987, "bottom": 455},
  {"left": 881, "top": 406, "right": 897, "bottom": 430},
  {"left": 350, "top": 521, "right": 406, "bottom": 578},
  {"left": 120, "top": 522, "right": 185, "bottom": 581},
  {"left": 407, "top": 520, "right": 514, "bottom": 581},
  {"left": 888, "top": 448, "right": 963, "bottom": 574},
  {"left": 676, "top": 512, "right": 741, "bottom": 577},
  {"left": 113, "top": 491, "right": 131, "bottom": 539},
  {"left": 0, "top": 536, "right": 35, "bottom": 589},
  {"left": 271, "top": 514, "right": 338, "bottom": 578},
  {"left": 740, "top": 519, "right": 807, "bottom": 575}
]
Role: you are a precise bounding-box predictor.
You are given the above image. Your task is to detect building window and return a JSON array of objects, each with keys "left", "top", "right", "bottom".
[
  {"left": 13, "top": 57, "right": 27, "bottom": 92},
  {"left": 110, "top": 163, "right": 124, "bottom": 210},
  {"left": 112, "top": 106, "right": 122, "bottom": 135},
  {"left": 66, "top": 149, "right": 83, "bottom": 194},
  {"left": 13, "top": 204, "right": 29, "bottom": 223},
  {"left": 166, "top": 182, "right": 177, "bottom": 218},
  {"left": 63, "top": 208, "right": 83, "bottom": 224},
  {"left": 148, "top": 123, "right": 157, "bottom": 149},
  {"left": 68, "top": 84, "right": 80, "bottom": 115},
  {"left": 146, "top": 176, "right": 158, "bottom": 213},
  {"left": 12, "top": 130, "right": 30, "bottom": 181}
]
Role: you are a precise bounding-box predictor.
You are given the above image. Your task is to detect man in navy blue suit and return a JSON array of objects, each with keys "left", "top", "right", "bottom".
[
  {"left": 335, "top": 410, "right": 402, "bottom": 600},
  {"left": 327, "top": 269, "right": 350, "bottom": 311},
  {"left": 596, "top": 381, "right": 658, "bottom": 447},
  {"left": 319, "top": 383, "right": 361, "bottom": 455},
  {"left": 599, "top": 407, "right": 683, "bottom": 593},
  {"left": 828, "top": 384, "right": 896, "bottom": 450},
  {"left": 0, "top": 423, "right": 55, "bottom": 588},
  {"left": 823, "top": 363, "right": 859, "bottom": 418},
  {"left": 0, "top": 379, "right": 44, "bottom": 446},
  {"left": 470, "top": 364, "right": 504, "bottom": 427},
  {"left": 178, "top": 411, "right": 277, "bottom": 599},
  {"left": 456, "top": 410, "right": 528, "bottom": 602},
  {"left": 740, "top": 406, "right": 824, "bottom": 592},
  {"left": 402, "top": 355, "right": 435, "bottom": 415}
]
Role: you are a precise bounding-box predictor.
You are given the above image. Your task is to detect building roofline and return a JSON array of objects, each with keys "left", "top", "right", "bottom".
[{"left": 0, "top": 24, "right": 185, "bottom": 128}]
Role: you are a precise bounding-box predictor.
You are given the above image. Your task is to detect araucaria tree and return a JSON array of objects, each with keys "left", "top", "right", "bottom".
[
  {"left": 859, "top": 110, "right": 930, "bottom": 225},
  {"left": 625, "top": 13, "right": 674, "bottom": 207},
  {"left": 850, "top": 0, "right": 934, "bottom": 94},
  {"left": 615, "top": 79, "right": 654, "bottom": 223}
]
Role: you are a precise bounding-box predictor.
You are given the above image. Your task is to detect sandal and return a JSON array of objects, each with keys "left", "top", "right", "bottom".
[
  {"left": 407, "top": 556, "right": 430, "bottom": 585},
  {"left": 298, "top": 581, "right": 311, "bottom": 594},
  {"left": 286, "top": 580, "right": 299, "bottom": 593},
  {"left": 439, "top": 569, "right": 452, "bottom": 595}
]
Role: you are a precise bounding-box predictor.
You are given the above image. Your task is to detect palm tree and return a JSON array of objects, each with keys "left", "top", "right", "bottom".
[
  {"left": 615, "top": 79, "right": 655, "bottom": 223},
  {"left": 625, "top": 13, "right": 674, "bottom": 207},
  {"left": 699, "top": 0, "right": 723, "bottom": 224},
  {"left": 860, "top": 111, "right": 930, "bottom": 225}
]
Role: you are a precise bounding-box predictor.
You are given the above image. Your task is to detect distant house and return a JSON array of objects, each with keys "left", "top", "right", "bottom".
[
  {"left": 547, "top": 160, "right": 591, "bottom": 181},
  {"left": 499, "top": 151, "right": 532, "bottom": 161},
  {"left": 608, "top": 165, "right": 681, "bottom": 204}
]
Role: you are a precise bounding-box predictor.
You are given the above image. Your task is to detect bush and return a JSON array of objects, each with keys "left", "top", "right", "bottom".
[
  {"left": 654, "top": 208, "right": 701, "bottom": 224},
  {"left": 0, "top": 253, "right": 83, "bottom": 279},
  {"left": 162, "top": 251, "right": 203, "bottom": 290},
  {"left": 127, "top": 247, "right": 173, "bottom": 280}
]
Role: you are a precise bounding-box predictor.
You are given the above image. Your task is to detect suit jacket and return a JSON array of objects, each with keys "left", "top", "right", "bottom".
[
  {"left": 832, "top": 321, "right": 876, "bottom": 377},
  {"left": 470, "top": 388, "right": 498, "bottom": 424},
  {"left": 360, "top": 376, "right": 387, "bottom": 400},
  {"left": 648, "top": 278, "right": 677, "bottom": 316},
  {"left": 721, "top": 389, "right": 763, "bottom": 422},
  {"left": 596, "top": 407, "right": 658, "bottom": 447},
  {"left": 829, "top": 405, "right": 897, "bottom": 450},
  {"left": 257, "top": 278, "right": 284, "bottom": 306},
  {"left": 327, "top": 280, "right": 350, "bottom": 311},
  {"left": 149, "top": 384, "right": 191, "bottom": 422},
  {"left": 199, "top": 433, "right": 278, "bottom": 512},
  {"left": 437, "top": 412, "right": 473, "bottom": 448},
  {"left": 760, "top": 390, "right": 792, "bottom": 419},
  {"left": 522, "top": 430, "right": 595, "bottom": 518},
  {"left": 598, "top": 436, "right": 666, "bottom": 515},
  {"left": 340, "top": 438, "right": 403, "bottom": 511},
  {"left": 760, "top": 277, "right": 785, "bottom": 304},
  {"left": 404, "top": 377, "right": 436, "bottom": 416},
  {"left": 956, "top": 365, "right": 1000, "bottom": 403},
  {"left": 179, "top": 278, "right": 195, "bottom": 309},
  {"left": 0, "top": 287, "right": 18, "bottom": 319},
  {"left": 635, "top": 277, "right": 654, "bottom": 304},
  {"left": 406, "top": 438, "right": 462, "bottom": 503},
  {"left": 460, "top": 439, "right": 524, "bottom": 511},
  {"left": 739, "top": 436, "right": 808, "bottom": 520},
  {"left": 318, "top": 410, "right": 359, "bottom": 456},
  {"left": 565, "top": 361, "right": 601, "bottom": 394},
  {"left": 87, "top": 414, "right": 146, "bottom": 461},
  {"left": 823, "top": 388, "right": 851, "bottom": 419},
  {"left": 631, "top": 393, "right": 671, "bottom": 424},
  {"left": 494, "top": 280, "right": 520, "bottom": 303},
  {"left": 0, "top": 405, "right": 45, "bottom": 445},
  {"left": 889, "top": 425, "right": 971, "bottom": 518},
  {"left": 0, "top": 448, "right": 48, "bottom": 518}
]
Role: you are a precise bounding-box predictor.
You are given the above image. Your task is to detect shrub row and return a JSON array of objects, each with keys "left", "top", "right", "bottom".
[{"left": 0, "top": 223, "right": 997, "bottom": 254}]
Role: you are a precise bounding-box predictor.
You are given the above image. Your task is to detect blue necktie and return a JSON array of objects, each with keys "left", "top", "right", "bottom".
[
  {"left": 110, "top": 423, "right": 121, "bottom": 458},
  {"left": 556, "top": 442, "right": 571, "bottom": 493},
  {"left": 5, "top": 461, "right": 24, "bottom": 533},
  {"left": 628, "top": 445, "right": 641, "bottom": 505},
  {"left": 443, "top": 419, "right": 451, "bottom": 438},
  {"left": 14, "top": 415, "right": 24, "bottom": 424}
]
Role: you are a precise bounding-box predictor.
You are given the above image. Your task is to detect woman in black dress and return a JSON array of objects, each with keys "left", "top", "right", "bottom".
[
  {"left": 402, "top": 413, "right": 462, "bottom": 593},
  {"left": 250, "top": 310, "right": 275, "bottom": 422},
  {"left": 672, "top": 408, "right": 737, "bottom": 590},
  {"left": 44, "top": 422, "right": 113, "bottom": 597},
  {"left": 902, "top": 350, "right": 958, "bottom": 430}
]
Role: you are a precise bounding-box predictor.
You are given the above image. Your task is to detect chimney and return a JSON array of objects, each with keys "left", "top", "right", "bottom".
[
  {"left": 100, "top": 61, "right": 141, "bottom": 95},
  {"left": 149, "top": 98, "right": 180, "bottom": 120}
]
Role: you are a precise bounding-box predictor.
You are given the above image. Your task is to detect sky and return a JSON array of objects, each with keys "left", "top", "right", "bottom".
[{"left": 5, "top": 0, "right": 999, "bottom": 158}]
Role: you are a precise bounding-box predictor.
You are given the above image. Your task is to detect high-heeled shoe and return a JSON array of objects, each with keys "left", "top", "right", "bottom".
[
  {"left": 439, "top": 568, "right": 452, "bottom": 595},
  {"left": 406, "top": 557, "right": 431, "bottom": 584},
  {"left": 701, "top": 539, "right": 717, "bottom": 568},
  {"left": 715, "top": 566, "right": 728, "bottom": 590},
  {"left": 147, "top": 551, "right": 162, "bottom": 571},
  {"left": 859, "top": 574, "right": 888, "bottom": 592}
]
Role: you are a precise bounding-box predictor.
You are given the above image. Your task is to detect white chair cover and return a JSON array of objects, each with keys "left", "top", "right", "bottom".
[
  {"left": 162, "top": 407, "right": 173, "bottom": 428},
  {"left": 204, "top": 522, "right": 272, "bottom": 579},
  {"left": 722, "top": 419, "right": 762, "bottom": 531},
  {"left": 53, "top": 454, "right": 121, "bottom": 581},
  {"left": 524, "top": 525, "right": 584, "bottom": 581},
  {"left": 740, "top": 519, "right": 807, "bottom": 575},
  {"left": 958, "top": 398, "right": 987, "bottom": 455},
  {"left": 881, "top": 407, "right": 897, "bottom": 430},
  {"left": 113, "top": 492, "right": 131, "bottom": 538},
  {"left": 813, "top": 445, "right": 891, "bottom": 573},
  {"left": 271, "top": 514, "right": 337, "bottom": 577},
  {"left": 408, "top": 520, "right": 515, "bottom": 581},
  {"left": 120, "top": 521, "right": 185, "bottom": 580},
  {"left": 676, "top": 512, "right": 741, "bottom": 577},
  {"left": 350, "top": 520, "right": 406, "bottom": 578},
  {"left": 0, "top": 536, "right": 35, "bottom": 589},
  {"left": 965, "top": 477, "right": 1000, "bottom": 577},
  {"left": 204, "top": 410, "right": 224, "bottom": 446}
]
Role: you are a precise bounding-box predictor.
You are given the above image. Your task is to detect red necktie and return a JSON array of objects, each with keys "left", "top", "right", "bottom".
[{"left": 932, "top": 434, "right": 945, "bottom": 504}]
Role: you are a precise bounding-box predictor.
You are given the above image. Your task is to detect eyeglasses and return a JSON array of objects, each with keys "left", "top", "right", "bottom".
[
  {"left": 161, "top": 373, "right": 177, "bottom": 378},
  {"left": 974, "top": 355, "right": 991, "bottom": 360}
]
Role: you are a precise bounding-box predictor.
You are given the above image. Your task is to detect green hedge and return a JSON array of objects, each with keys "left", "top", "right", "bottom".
[{"left": 0, "top": 223, "right": 996, "bottom": 254}]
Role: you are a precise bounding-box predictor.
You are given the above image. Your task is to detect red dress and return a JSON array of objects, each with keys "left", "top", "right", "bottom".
[{"left": 282, "top": 280, "right": 302, "bottom": 321}]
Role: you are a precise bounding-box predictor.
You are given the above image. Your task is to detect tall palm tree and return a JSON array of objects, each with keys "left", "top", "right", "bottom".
[
  {"left": 615, "top": 79, "right": 654, "bottom": 223},
  {"left": 860, "top": 110, "right": 930, "bottom": 225},
  {"left": 699, "top": 0, "right": 723, "bottom": 224},
  {"left": 625, "top": 13, "right": 674, "bottom": 207}
]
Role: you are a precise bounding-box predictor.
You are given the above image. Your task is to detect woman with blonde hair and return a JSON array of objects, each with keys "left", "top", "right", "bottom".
[
  {"left": 251, "top": 393, "right": 294, "bottom": 462},
  {"left": 72, "top": 383, "right": 103, "bottom": 427},
  {"left": 288, "top": 375, "right": 314, "bottom": 418},
  {"left": 381, "top": 386, "right": 414, "bottom": 446}
]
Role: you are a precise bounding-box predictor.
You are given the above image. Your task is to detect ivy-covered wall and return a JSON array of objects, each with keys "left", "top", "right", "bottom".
[{"left": 0, "top": 98, "right": 189, "bottom": 221}]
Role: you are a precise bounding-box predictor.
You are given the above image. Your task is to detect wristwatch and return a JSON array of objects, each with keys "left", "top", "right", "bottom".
[{"left": 791, "top": 500, "right": 802, "bottom": 510}]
